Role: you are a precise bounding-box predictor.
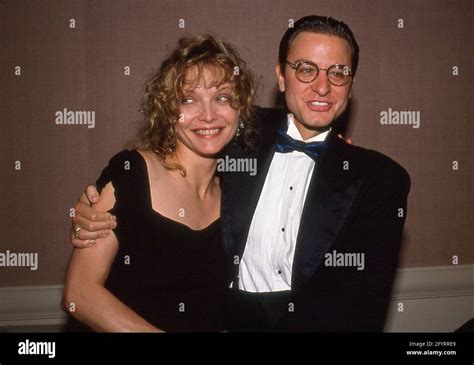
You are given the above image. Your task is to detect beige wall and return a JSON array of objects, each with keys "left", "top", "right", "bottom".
[{"left": 0, "top": 0, "right": 472, "bottom": 287}]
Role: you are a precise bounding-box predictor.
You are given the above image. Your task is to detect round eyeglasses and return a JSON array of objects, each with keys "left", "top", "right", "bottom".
[{"left": 286, "top": 60, "right": 353, "bottom": 86}]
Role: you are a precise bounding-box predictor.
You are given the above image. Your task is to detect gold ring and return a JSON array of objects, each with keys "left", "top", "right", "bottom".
[{"left": 72, "top": 225, "right": 82, "bottom": 240}]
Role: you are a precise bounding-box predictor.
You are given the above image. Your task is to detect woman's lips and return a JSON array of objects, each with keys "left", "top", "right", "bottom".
[{"left": 192, "top": 127, "right": 224, "bottom": 138}]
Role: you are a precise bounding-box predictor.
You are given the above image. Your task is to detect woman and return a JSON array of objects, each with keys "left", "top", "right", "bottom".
[{"left": 63, "top": 34, "right": 256, "bottom": 332}]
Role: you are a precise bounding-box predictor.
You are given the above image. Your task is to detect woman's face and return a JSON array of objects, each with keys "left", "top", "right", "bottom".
[{"left": 175, "top": 66, "right": 239, "bottom": 158}]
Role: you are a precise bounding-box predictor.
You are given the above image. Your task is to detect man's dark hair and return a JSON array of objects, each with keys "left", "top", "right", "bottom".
[{"left": 279, "top": 15, "right": 360, "bottom": 76}]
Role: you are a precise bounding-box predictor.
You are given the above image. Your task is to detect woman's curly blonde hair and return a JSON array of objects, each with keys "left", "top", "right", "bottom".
[{"left": 131, "top": 34, "right": 258, "bottom": 174}]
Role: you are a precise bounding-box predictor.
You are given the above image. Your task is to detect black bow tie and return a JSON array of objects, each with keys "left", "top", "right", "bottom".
[{"left": 275, "top": 129, "right": 328, "bottom": 160}]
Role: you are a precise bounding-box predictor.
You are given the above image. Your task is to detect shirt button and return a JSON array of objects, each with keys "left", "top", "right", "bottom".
[
  {"left": 289, "top": 186, "right": 293, "bottom": 190},
  {"left": 281, "top": 227, "right": 285, "bottom": 232},
  {"left": 277, "top": 269, "right": 282, "bottom": 275}
]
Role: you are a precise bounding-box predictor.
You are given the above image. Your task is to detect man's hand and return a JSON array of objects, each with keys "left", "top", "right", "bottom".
[
  {"left": 337, "top": 134, "right": 353, "bottom": 145},
  {"left": 71, "top": 185, "right": 117, "bottom": 248}
]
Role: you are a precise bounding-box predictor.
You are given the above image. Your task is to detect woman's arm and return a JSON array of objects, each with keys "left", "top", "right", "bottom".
[{"left": 63, "top": 182, "right": 162, "bottom": 332}]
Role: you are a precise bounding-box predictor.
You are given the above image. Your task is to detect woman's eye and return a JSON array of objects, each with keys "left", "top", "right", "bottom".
[
  {"left": 181, "top": 97, "right": 193, "bottom": 105},
  {"left": 217, "top": 95, "right": 231, "bottom": 103}
]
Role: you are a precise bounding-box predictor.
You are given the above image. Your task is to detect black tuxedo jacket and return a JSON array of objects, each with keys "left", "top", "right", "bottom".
[{"left": 220, "top": 107, "right": 411, "bottom": 332}]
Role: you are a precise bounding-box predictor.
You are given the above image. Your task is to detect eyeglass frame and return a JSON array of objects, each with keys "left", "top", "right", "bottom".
[{"left": 285, "top": 60, "right": 353, "bottom": 86}]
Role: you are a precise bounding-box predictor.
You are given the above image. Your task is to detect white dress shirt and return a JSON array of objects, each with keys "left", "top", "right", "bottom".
[{"left": 238, "top": 114, "right": 330, "bottom": 292}]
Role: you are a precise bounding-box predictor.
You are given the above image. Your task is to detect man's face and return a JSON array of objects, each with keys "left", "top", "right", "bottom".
[{"left": 276, "top": 32, "right": 353, "bottom": 139}]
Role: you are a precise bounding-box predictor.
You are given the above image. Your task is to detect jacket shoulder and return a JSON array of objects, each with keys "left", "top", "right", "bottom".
[
  {"left": 348, "top": 144, "right": 411, "bottom": 191},
  {"left": 253, "top": 106, "right": 287, "bottom": 128}
]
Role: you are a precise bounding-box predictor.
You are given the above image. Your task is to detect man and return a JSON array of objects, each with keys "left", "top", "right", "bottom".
[{"left": 71, "top": 15, "right": 410, "bottom": 332}]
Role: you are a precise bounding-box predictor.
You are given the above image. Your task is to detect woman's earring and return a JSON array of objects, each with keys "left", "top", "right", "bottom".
[{"left": 235, "top": 120, "right": 245, "bottom": 138}]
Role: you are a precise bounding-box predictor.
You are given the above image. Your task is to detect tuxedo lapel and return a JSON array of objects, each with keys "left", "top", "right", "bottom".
[
  {"left": 221, "top": 107, "right": 287, "bottom": 261},
  {"left": 291, "top": 133, "right": 364, "bottom": 291},
  {"left": 230, "top": 147, "right": 275, "bottom": 259}
]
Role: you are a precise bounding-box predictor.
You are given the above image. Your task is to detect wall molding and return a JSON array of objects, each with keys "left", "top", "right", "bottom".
[
  {"left": 0, "top": 285, "right": 68, "bottom": 328},
  {"left": 385, "top": 265, "right": 473, "bottom": 332},
  {"left": 0, "top": 265, "right": 472, "bottom": 331},
  {"left": 390, "top": 264, "right": 474, "bottom": 300}
]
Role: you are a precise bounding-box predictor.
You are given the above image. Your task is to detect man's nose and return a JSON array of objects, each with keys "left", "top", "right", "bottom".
[
  {"left": 198, "top": 102, "right": 217, "bottom": 123},
  {"left": 310, "top": 72, "right": 331, "bottom": 96}
]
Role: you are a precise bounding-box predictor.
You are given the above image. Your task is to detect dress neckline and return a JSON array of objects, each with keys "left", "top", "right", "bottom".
[{"left": 131, "top": 149, "right": 220, "bottom": 233}]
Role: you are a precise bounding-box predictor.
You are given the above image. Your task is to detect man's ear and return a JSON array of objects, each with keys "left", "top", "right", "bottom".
[{"left": 275, "top": 63, "right": 285, "bottom": 92}]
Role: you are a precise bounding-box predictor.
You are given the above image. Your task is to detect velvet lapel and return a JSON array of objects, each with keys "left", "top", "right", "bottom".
[
  {"left": 291, "top": 132, "right": 364, "bottom": 291},
  {"left": 221, "top": 108, "right": 287, "bottom": 261}
]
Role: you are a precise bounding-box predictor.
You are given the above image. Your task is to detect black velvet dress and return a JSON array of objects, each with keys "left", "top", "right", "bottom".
[{"left": 96, "top": 150, "right": 229, "bottom": 332}]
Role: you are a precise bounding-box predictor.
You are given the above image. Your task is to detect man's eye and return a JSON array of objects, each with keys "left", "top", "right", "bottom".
[
  {"left": 301, "top": 67, "right": 314, "bottom": 74},
  {"left": 330, "top": 71, "right": 344, "bottom": 78}
]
